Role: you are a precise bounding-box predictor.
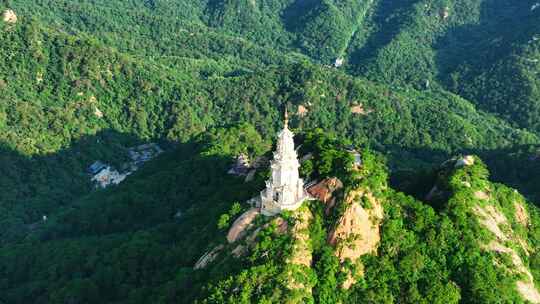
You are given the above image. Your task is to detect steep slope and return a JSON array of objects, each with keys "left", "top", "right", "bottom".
[
  {"left": 1, "top": 4, "right": 540, "bottom": 303},
  {"left": 204, "top": 0, "right": 296, "bottom": 49},
  {"left": 9, "top": 0, "right": 378, "bottom": 65},
  {"left": 427, "top": 155, "right": 540, "bottom": 303},
  {"left": 452, "top": 22, "right": 540, "bottom": 133},
  {"left": 345, "top": 0, "right": 540, "bottom": 133},
  {"left": 1, "top": 125, "right": 540, "bottom": 303},
  {"left": 0, "top": 125, "right": 269, "bottom": 304},
  {"left": 289, "top": 0, "right": 376, "bottom": 63},
  {"left": 194, "top": 132, "right": 540, "bottom": 303},
  {"left": 7, "top": 1, "right": 295, "bottom": 69},
  {"left": 5, "top": 17, "right": 536, "bottom": 155},
  {"left": 482, "top": 145, "right": 540, "bottom": 203},
  {"left": 9, "top": 0, "right": 540, "bottom": 136}
]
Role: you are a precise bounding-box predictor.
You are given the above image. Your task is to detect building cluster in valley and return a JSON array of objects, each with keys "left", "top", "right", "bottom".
[{"left": 88, "top": 143, "right": 163, "bottom": 188}]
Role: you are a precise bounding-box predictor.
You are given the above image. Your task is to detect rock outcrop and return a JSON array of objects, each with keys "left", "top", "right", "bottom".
[
  {"left": 230, "top": 213, "right": 287, "bottom": 258},
  {"left": 285, "top": 208, "right": 314, "bottom": 293},
  {"left": 2, "top": 9, "right": 17, "bottom": 24},
  {"left": 194, "top": 245, "right": 224, "bottom": 270},
  {"left": 514, "top": 201, "right": 529, "bottom": 226},
  {"left": 287, "top": 208, "right": 313, "bottom": 268},
  {"left": 474, "top": 190, "right": 490, "bottom": 200},
  {"left": 307, "top": 177, "right": 343, "bottom": 214},
  {"left": 440, "top": 7, "right": 450, "bottom": 20},
  {"left": 226, "top": 208, "right": 260, "bottom": 243},
  {"left": 350, "top": 104, "right": 372, "bottom": 115},
  {"left": 455, "top": 155, "right": 475, "bottom": 168},
  {"left": 328, "top": 189, "right": 384, "bottom": 289},
  {"left": 297, "top": 105, "right": 308, "bottom": 117},
  {"left": 94, "top": 107, "right": 104, "bottom": 118},
  {"left": 328, "top": 190, "right": 383, "bottom": 261},
  {"left": 474, "top": 202, "right": 540, "bottom": 303}
]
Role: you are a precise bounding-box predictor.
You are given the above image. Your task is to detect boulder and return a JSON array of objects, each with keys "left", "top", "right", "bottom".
[
  {"left": 350, "top": 104, "right": 369, "bottom": 115},
  {"left": 94, "top": 107, "right": 104, "bottom": 118},
  {"left": 226, "top": 208, "right": 260, "bottom": 243},
  {"left": 455, "top": 155, "right": 475, "bottom": 168},
  {"left": 327, "top": 190, "right": 384, "bottom": 289},
  {"left": 194, "top": 245, "right": 224, "bottom": 270},
  {"left": 2, "top": 9, "right": 17, "bottom": 24},
  {"left": 297, "top": 105, "right": 309, "bottom": 117}
]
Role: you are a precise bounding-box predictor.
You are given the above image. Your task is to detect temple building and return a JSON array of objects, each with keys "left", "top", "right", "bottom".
[{"left": 260, "top": 110, "right": 310, "bottom": 216}]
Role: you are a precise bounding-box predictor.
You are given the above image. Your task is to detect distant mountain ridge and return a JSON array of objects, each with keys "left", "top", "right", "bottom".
[{"left": 9, "top": 0, "right": 540, "bottom": 134}]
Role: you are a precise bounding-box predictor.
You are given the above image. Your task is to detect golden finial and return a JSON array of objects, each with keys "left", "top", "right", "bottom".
[{"left": 284, "top": 107, "right": 289, "bottom": 128}]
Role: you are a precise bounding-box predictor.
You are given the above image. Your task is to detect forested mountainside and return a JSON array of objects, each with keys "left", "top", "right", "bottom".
[
  {"left": 10, "top": 0, "right": 540, "bottom": 132},
  {"left": 1, "top": 0, "right": 540, "bottom": 303},
  {"left": 2, "top": 129, "right": 540, "bottom": 304}
]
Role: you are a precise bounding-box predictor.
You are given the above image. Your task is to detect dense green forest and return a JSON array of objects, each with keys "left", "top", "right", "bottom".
[
  {"left": 197, "top": 132, "right": 540, "bottom": 303},
  {"left": 1, "top": 0, "right": 540, "bottom": 303},
  {"left": 2, "top": 128, "right": 539, "bottom": 303}
]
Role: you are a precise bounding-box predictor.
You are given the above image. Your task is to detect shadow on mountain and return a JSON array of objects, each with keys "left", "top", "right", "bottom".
[
  {"left": 0, "top": 129, "right": 143, "bottom": 245},
  {"left": 0, "top": 127, "right": 265, "bottom": 304},
  {"left": 385, "top": 144, "right": 540, "bottom": 206},
  {"left": 347, "top": 0, "right": 421, "bottom": 71},
  {"left": 384, "top": 145, "right": 450, "bottom": 201},
  {"left": 0, "top": 128, "right": 261, "bottom": 246},
  {"left": 40, "top": 134, "right": 262, "bottom": 242},
  {"left": 476, "top": 144, "right": 540, "bottom": 204},
  {"left": 434, "top": 1, "right": 535, "bottom": 87},
  {"left": 281, "top": 0, "right": 320, "bottom": 32}
]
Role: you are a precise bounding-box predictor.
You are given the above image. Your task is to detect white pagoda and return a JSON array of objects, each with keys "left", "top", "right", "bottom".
[{"left": 260, "top": 110, "right": 309, "bottom": 216}]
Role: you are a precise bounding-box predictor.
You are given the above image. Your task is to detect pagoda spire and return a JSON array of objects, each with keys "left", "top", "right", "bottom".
[{"left": 284, "top": 107, "right": 289, "bottom": 129}]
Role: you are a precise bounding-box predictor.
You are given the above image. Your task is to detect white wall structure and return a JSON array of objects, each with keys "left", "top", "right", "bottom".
[{"left": 260, "top": 111, "right": 309, "bottom": 216}]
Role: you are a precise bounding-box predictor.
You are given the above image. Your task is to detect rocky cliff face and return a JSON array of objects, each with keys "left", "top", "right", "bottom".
[
  {"left": 193, "top": 149, "right": 540, "bottom": 304},
  {"left": 328, "top": 188, "right": 384, "bottom": 289},
  {"left": 431, "top": 155, "right": 540, "bottom": 303},
  {"left": 473, "top": 201, "right": 540, "bottom": 303},
  {"left": 2, "top": 9, "right": 17, "bottom": 23}
]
